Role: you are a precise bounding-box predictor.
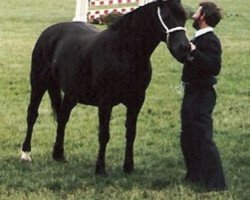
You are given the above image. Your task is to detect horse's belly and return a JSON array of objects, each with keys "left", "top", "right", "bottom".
[{"left": 77, "top": 96, "right": 98, "bottom": 106}]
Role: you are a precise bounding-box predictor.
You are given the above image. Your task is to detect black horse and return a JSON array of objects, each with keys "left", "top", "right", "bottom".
[{"left": 21, "top": 0, "right": 190, "bottom": 175}]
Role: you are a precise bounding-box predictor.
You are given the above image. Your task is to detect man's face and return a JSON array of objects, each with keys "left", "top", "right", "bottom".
[{"left": 192, "top": 6, "right": 203, "bottom": 30}]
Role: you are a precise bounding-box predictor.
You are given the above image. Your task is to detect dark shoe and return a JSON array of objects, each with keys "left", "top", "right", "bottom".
[
  {"left": 206, "top": 184, "right": 227, "bottom": 192},
  {"left": 203, "top": 176, "right": 227, "bottom": 192},
  {"left": 184, "top": 173, "right": 200, "bottom": 183}
]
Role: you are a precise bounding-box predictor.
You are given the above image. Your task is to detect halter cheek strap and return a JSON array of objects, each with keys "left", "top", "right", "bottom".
[{"left": 157, "top": 7, "right": 186, "bottom": 44}]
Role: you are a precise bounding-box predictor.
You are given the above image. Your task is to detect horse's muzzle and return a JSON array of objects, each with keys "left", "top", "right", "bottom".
[{"left": 169, "top": 42, "right": 192, "bottom": 64}]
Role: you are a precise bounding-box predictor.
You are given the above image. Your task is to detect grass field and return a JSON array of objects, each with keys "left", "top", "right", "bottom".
[{"left": 0, "top": 0, "right": 249, "bottom": 199}]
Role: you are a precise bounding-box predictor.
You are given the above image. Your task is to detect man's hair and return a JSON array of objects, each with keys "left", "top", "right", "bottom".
[{"left": 199, "top": 1, "right": 222, "bottom": 27}]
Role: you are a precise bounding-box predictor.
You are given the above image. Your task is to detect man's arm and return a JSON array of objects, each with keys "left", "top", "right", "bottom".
[{"left": 189, "top": 39, "right": 222, "bottom": 76}]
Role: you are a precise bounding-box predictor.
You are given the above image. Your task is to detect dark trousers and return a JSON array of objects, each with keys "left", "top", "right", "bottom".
[{"left": 180, "top": 85, "right": 226, "bottom": 191}]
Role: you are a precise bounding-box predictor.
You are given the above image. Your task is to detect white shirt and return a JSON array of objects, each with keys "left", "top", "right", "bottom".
[{"left": 194, "top": 27, "right": 214, "bottom": 38}]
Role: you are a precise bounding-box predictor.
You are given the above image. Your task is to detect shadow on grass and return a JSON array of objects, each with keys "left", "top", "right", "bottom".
[{"left": 0, "top": 153, "right": 192, "bottom": 194}]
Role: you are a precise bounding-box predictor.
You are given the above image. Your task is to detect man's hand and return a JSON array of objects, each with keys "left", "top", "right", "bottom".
[{"left": 190, "top": 42, "right": 196, "bottom": 52}]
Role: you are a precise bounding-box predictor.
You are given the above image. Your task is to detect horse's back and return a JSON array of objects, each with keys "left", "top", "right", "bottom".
[
  {"left": 39, "top": 21, "right": 99, "bottom": 42},
  {"left": 30, "top": 22, "right": 99, "bottom": 87},
  {"left": 32, "top": 22, "right": 99, "bottom": 67}
]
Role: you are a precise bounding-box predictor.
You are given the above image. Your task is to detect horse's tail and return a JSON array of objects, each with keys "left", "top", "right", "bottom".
[
  {"left": 48, "top": 82, "right": 62, "bottom": 120},
  {"left": 31, "top": 25, "right": 64, "bottom": 120}
]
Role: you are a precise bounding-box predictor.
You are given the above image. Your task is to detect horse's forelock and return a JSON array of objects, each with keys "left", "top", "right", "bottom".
[{"left": 168, "top": 0, "right": 187, "bottom": 21}]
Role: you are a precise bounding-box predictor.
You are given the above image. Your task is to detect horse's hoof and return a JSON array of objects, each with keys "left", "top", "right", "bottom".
[
  {"left": 95, "top": 170, "right": 108, "bottom": 177},
  {"left": 123, "top": 163, "right": 134, "bottom": 174},
  {"left": 20, "top": 151, "right": 32, "bottom": 162},
  {"left": 95, "top": 166, "right": 108, "bottom": 177},
  {"left": 53, "top": 154, "right": 67, "bottom": 163},
  {"left": 123, "top": 168, "right": 134, "bottom": 175},
  {"left": 54, "top": 157, "right": 68, "bottom": 163}
]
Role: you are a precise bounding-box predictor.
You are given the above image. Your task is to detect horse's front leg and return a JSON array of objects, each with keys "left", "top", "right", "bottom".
[
  {"left": 95, "top": 105, "right": 112, "bottom": 176},
  {"left": 123, "top": 96, "right": 144, "bottom": 174},
  {"left": 53, "top": 96, "right": 76, "bottom": 162}
]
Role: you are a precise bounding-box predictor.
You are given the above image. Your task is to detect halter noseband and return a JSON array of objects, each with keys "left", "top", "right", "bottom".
[{"left": 157, "top": 7, "right": 186, "bottom": 45}]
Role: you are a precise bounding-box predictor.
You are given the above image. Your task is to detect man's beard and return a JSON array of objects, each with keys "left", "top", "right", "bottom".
[{"left": 192, "top": 18, "right": 200, "bottom": 30}]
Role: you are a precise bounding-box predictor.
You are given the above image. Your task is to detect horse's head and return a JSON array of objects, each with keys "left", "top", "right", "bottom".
[{"left": 156, "top": 0, "right": 191, "bottom": 63}]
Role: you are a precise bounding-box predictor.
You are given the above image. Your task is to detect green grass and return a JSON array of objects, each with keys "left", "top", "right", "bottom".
[{"left": 0, "top": 0, "right": 249, "bottom": 199}]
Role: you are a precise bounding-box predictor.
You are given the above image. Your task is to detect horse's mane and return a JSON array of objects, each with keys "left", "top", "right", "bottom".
[
  {"left": 109, "top": 2, "right": 155, "bottom": 31},
  {"left": 109, "top": 0, "right": 187, "bottom": 32}
]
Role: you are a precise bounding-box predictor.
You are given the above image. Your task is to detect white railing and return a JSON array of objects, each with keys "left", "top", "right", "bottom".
[{"left": 73, "top": 0, "right": 153, "bottom": 22}]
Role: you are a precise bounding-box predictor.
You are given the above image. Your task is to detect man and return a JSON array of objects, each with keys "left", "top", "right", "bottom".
[{"left": 180, "top": 2, "right": 227, "bottom": 191}]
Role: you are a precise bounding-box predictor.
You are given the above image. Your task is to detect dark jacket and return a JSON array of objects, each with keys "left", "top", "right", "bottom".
[{"left": 182, "top": 32, "right": 222, "bottom": 87}]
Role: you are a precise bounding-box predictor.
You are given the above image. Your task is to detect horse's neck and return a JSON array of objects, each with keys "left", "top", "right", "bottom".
[
  {"left": 130, "top": 8, "right": 161, "bottom": 57},
  {"left": 132, "top": 35, "right": 160, "bottom": 59},
  {"left": 113, "top": 5, "right": 162, "bottom": 58}
]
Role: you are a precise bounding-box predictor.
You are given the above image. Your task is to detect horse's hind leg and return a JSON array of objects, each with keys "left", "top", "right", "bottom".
[
  {"left": 95, "top": 105, "right": 112, "bottom": 175},
  {"left": 48, "top": 82, "right": 62, "bottom": 118},
  {"left": 21, "top": 85, "right": 46, "bottom": 161},
  {"left": 53, "top": 95, "right": 76, "bottom": 162}
]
